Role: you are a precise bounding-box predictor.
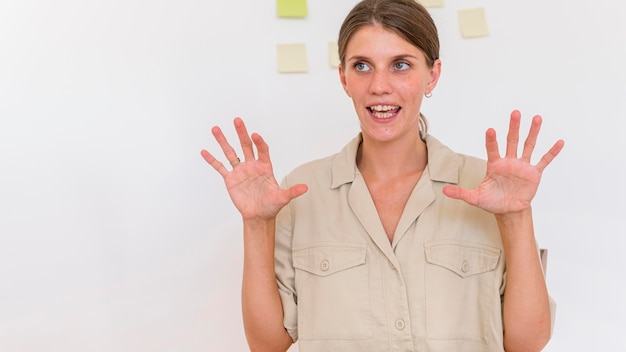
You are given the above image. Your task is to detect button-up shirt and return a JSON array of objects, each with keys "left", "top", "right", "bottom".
[{"left": 274, "top": 134, "right": 536, "bottom": 352}]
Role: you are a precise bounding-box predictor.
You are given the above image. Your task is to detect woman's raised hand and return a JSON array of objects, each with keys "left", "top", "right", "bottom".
[
  {"left": 442, "top": 110, "right": 564, "bottom": 215},
  {"left": 201, "top": 118, "right": 308, "bottom": 221}
]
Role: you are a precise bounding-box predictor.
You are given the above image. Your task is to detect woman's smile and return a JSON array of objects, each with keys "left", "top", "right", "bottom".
[
  {"left": 367, "top": 104, "right": 401, "bottom": 120},
  {"left": 339, "top": 24, "right": 441, "bottom": 144}
]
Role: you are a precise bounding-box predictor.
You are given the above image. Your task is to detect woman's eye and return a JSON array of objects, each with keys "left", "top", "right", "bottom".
[
  {"left": 354, "top": 62, "right": 370, "bottom": 72},
  {"left": 394, "top": 62, "right": 410, "bottom": 70}
]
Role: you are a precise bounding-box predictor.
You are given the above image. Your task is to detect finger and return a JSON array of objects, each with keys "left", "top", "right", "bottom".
[
  {"left": 521, "top": 115, "right": 542, "bottom": 162},
  {"left": 442, "top": 185, "right": 479, "bottom": 206},
  {"left": 212, "top": 126, "right": 240, "bottom": 164},
  {"left": 273, "top": 184, "right": 308, "bottom": 210},
  {"left": 252, "top": 132, "right": 271, "bottom": 164},
  {"left": 233, "top": 117, "right": 256, "bottom": 162},
  {"left": 505, "top": 110, "right": 522, "bottom": 158},
  {"left": 284, "top": 184, "right": 309, "bottom": 202},
  {"left": 535, "top": 139, "right": 565, "bottom": 173},
  {"left": 485, "top": 128, "right": 501, "bottom": 162},
  {"left": 200, "top": 149, "right": 229, "bottom": 177}
]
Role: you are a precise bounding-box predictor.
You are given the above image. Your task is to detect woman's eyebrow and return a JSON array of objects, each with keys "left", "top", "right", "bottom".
[
  {"left": 346, "top": 54, "right": 420, "bottom": 62},
  {"left": 345, "top": 55, "right": 371, "bottom": 62},
  {"left": 390, "top": 54, "right": 420, "bottom": 61}
]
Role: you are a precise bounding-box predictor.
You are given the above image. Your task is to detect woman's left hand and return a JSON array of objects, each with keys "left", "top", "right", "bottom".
[{"left": 442, "top": 110, "right": 564, "bottom": 215}]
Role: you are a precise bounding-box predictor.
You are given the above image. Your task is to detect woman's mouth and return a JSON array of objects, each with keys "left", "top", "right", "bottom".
[{"left": 368, "top": 105, "right": 400, "bottom": 119}]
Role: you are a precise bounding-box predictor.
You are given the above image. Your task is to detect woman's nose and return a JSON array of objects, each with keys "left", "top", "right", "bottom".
[{"left": 368, "top": 70, "right": 393, "bottom": 95}]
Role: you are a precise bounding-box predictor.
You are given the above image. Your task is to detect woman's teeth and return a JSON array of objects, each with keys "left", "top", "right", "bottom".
[{"left": 369, "top": 105, "right": 399, "bottom": 119}]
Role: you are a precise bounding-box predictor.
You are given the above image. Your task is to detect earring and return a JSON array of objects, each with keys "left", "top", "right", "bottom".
[{"left": 425, "top": 92, "right": 433, "bottom": 98}]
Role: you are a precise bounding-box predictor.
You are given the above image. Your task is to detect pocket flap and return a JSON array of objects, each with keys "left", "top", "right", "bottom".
[
  {"left": 293, "top": 243, "right": 366, "bottom": 277},
  {"left": 425, "top": 240, "right": 501, "bottom": 278}
]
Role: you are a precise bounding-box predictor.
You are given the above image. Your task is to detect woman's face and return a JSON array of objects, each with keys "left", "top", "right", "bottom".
[{"left": 339, "top": 25, "right": 441, "bottom": 144}]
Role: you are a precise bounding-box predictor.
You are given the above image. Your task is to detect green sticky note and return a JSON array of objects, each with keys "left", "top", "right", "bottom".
[{"left": 277, "top": 0, "right": 308, "bottom": 18}]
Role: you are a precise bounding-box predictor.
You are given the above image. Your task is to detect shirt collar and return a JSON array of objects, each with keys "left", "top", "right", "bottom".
[
  {"left": 330, "top": 133, "right": 460, "bottom": 189},
  {"left": 424, "top": 134, "right": 460, "bottom": 184}
]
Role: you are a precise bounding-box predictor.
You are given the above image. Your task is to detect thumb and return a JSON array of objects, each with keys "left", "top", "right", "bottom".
[
  {"left": 442, "top": 185, "right": 463, "bottom": 199},
  {"left": 442, "top": 185, "right": 477, "bottom": 206},
  {"left": 286, "top": 183, "right": 308, "bottom": 201},
  {"left": 275, "top": 184, "right": 308, "bottom": 210}
]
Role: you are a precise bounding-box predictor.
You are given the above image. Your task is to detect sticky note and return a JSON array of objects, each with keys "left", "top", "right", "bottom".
[
  {"left": 458, "top": 8, "right": 489, "bottom": 38},
  {"left": 416, "top": 0, "right": 444, "bottom": 8},
  {"left": 277, "top": 43, "right": 308, "bottom": 73},
  {"left": 277, "top": 0, "right": 308, "bottom": 18},
  {"left": 328, "top": 42, "right": 340, "bottom": 68}
]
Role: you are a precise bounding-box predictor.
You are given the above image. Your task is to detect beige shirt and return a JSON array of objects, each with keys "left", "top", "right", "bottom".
[{"left": 275, "top": 134, "right": 536, "bottom": 352}]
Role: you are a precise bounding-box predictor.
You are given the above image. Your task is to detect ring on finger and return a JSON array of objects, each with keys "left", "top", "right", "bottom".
[{"left": 230, "top": 157, "right": 241, "bottom": 167}]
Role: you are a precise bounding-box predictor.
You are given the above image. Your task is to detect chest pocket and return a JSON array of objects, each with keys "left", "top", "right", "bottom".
[
  {"left": 292, "top": 243, "right": 371, "bottom": 340},
  {"left": 425, "top": 240, "right": 501, "bottom": 278},
  {"left": 293, "top": 243, "right": 366, "bottom": 276},
  {"left": 424, "top": 240, "right": 502, "bottom": 343}
]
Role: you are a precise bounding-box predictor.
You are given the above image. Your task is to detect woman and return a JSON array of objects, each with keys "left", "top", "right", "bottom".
[{"left": 202, "top": 0, "right": 564, "bottom": 351}]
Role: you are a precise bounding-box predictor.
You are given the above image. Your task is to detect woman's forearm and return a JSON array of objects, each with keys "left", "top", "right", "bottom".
[
  {"left": 497, "top": 208, "right": 552, "bottom": 352},
  {"left": 241, "top": 219, "right": 293, "bottom": 352}
]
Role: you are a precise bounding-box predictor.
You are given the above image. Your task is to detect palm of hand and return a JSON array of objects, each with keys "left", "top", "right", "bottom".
[
  {"left": 474, "top": 157, "right": 543, "bottom": 214},
  {"left": 202, "top": 118, "right": 308, "bottom": 222},
  {"left": 223, "top": 160, "right": 288, "bottom": 221},
  {"left": 443, "top": 111, "right": 564, "bottom": 216}
]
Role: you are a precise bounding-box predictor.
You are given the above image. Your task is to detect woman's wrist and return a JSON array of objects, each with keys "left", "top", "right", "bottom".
[
  {"left": 495, "top": 206, "right": 532, "bottom": 227},
  {"left": 494, "top": 206, "right": 535, "bottom": 245},
  {"left": 242, "top": 217, "right": 277, "bottom": 252}
]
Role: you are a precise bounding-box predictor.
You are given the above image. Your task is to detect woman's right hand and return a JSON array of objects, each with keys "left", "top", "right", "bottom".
[{"left": 201, "top": 117, "right": 308, "bottom": 221}]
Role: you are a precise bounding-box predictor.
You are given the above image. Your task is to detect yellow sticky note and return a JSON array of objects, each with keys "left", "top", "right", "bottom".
[
  {"left": 328, "top": 42, "right": 340, "bottom": 68},
  {"left": 277, "top": 0, "right": 308, "bottom": 18},
  {"left": 416, "top": 0, "right": 444, "bottom": 8},
  {"left": 458, "top": 8, "right": 489, "bottom": 38},
  {"left": 277, "top": 43, "right": 308, "bottom": 73}
]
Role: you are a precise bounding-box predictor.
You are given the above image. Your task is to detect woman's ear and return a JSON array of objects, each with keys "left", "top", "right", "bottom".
[
  {"left": 426, "top": 59, "right": 442, "bottom": 94},
  {"left": 338, "top": 65, "right": 351, "bottom": 97}
]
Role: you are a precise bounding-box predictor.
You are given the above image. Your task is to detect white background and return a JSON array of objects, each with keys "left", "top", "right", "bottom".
[{"left": 1, "top": 0, "right": 624, "bottom": 351}]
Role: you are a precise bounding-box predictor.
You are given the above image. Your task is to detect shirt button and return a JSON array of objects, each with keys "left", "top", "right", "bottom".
[
  {"left": 320, "top": 259, "right": 330, "bottom": 271},
  {"left": 461, "top": 260, "right": 469, "bottom": 273},
  {"left": 395, "top": 319, "right": 405, "bottom": 330}
]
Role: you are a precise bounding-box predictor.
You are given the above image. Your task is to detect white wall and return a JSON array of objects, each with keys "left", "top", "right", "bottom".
[{"left": 1, "top": 0, "right": 624, "bottom": 351}]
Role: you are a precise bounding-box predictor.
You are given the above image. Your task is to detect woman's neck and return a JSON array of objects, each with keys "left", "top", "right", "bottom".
[{"left": 356, "top": 132, "right": 428, "bottom": 181}]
